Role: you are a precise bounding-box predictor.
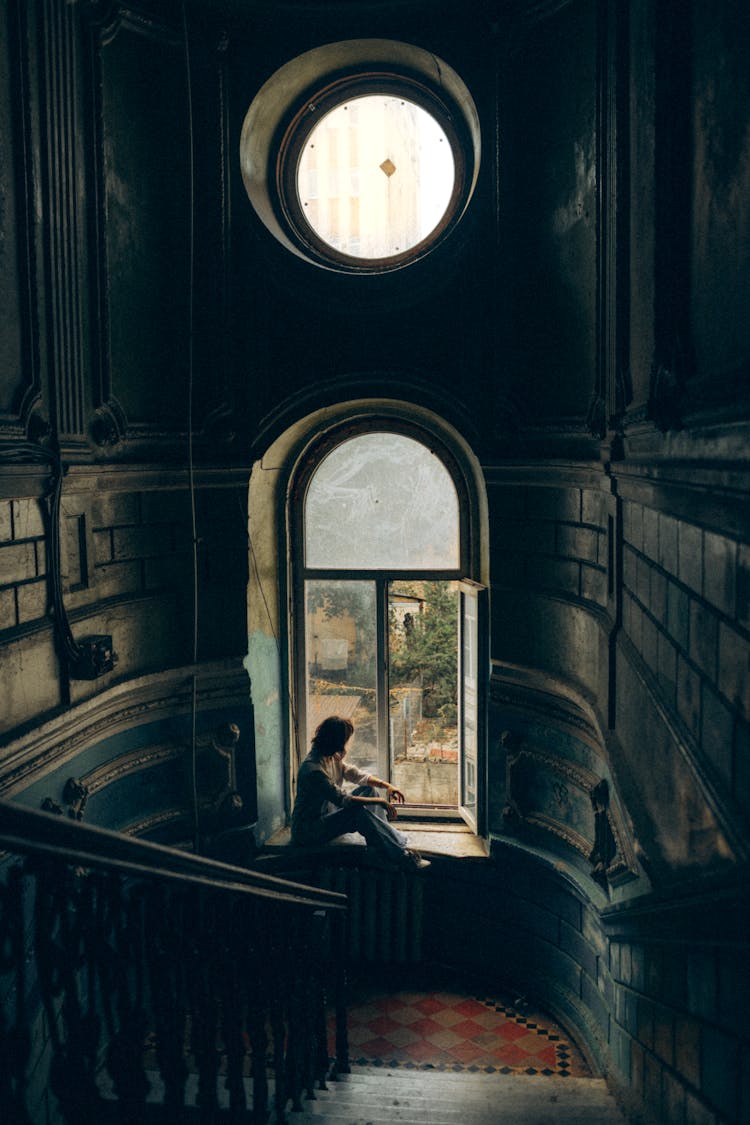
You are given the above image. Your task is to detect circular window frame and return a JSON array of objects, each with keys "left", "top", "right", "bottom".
[
  {"left": 240, "top": 40, "right": 481, "bottom": 276},
  {"left": 276, "top": 73, "right": 469, "bottom": 272}
]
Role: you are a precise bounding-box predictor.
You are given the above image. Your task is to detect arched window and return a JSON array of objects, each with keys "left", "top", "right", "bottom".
[{"left": 293, "top": 426, "right": 486, "bottom": 829}]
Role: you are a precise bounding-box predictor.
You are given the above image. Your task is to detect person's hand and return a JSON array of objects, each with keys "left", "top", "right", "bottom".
[
  {"left": 384, "top": 800, "right": 398, "bottom": 821},
  {"left": 388, "top": 786, "right": 406, "bottom": 804}
]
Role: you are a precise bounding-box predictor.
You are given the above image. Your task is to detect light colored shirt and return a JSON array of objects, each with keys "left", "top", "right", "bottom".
[{"left": 291, "top": 752, "right": 370, "bottom": 841}]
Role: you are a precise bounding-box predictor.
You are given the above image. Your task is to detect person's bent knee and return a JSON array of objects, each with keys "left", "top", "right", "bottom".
[
  {"left": 354, "top": 804, "right": 382, "bottom": 829},
  {"left": 351, "top": 785, "right": 377, "bottom": 798}
]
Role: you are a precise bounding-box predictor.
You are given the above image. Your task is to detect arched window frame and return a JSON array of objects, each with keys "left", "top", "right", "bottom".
[{"left": 287, "top": 415, "right": 486, "bottom": 831}]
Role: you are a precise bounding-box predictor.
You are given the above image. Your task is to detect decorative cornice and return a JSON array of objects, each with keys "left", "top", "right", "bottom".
[
  {"left": 610, "top": 465, "right": 750, "bottom": 543},
  {"left": 503, "top": 741, "right": 640, "bottom": 887},
  {"left": 81, "top": 742, "right": 185, "bottom": 795},
  {"left": 93, "top": 4, "right": 182, "bottom": 48},
  {"left": 490, "top": 663, "right": 603, "bottom": 752},
  {"left": 0, "top": 662, "right": 249, "bottom": 797},
  {"left": 516, "top": 745, "right": 600, "bottom": 794},
  {"left": 482, "top": 461, "right": 610, "bottom": 491},
  {"left": 58, "top": 463, "right": 254, "bottom": 494},
  {"left": 523, "top": 811, "right": 591, "bottom": 860},
  {"left": 119, "top": 807, "right": 189, "bottom": 839}
]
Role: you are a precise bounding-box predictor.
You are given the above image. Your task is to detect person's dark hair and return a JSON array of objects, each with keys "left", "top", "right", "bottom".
[{"left": 311, "top": 715, "right": 354, "bottom": 758}]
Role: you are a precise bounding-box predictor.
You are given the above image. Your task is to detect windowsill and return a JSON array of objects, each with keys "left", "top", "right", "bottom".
[
  {"left": 264, "top": 822, "right": 489, "bottom": 860},
  {"left": 396, "top": 805, "right": 464, "bottom": 822}
]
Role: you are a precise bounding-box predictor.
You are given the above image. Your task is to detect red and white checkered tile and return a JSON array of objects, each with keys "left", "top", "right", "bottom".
[{"left": 328, "top": 984, "right": 590, "bottom": 1077}]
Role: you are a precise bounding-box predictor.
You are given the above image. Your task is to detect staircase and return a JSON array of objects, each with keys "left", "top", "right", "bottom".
[
  {"left": 133, "top": 1067, "right": 628, "bottom": 1124},
  {"left": 278, "top": 1067, "right": 628, "bottom": 1124}
]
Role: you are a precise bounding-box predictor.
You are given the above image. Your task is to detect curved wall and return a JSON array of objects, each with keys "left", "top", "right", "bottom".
[
  {"left": 423, "top": 846, "right": 748, "bottom": 1125},
  {"left": 1, "top": 662, "right": 255, "bottom": 848}
]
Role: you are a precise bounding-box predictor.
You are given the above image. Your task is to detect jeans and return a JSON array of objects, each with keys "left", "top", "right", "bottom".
[{"left": 299, "top": 786, "right": 408, "bottom": 861}]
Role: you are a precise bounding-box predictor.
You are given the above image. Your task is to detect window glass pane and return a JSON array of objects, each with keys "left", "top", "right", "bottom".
[
  {"left": 305, "top": 433, "right": 460, "bottom": 569},
  {"left": 389, "top": 581, "right": 458, "bottom": 805},
  {"left": 305, "top": 579, "right": 378, "bottom": 775},
  {"left": 297, "top": 95, "right": 455, "bottom": 259}
]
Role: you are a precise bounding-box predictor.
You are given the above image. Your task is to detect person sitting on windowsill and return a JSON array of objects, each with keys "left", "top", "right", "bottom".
[{"left": 291, "top": 715, "right": 430, "bottom": 871}]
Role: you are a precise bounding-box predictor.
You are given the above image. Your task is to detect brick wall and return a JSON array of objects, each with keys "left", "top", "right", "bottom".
[
  {"left": 0, "top": 498, "right": 48, "bottom": 631},
  {"left": 489, "top": 479, "right": 611, "bottom": 613},
  {"left": 608, "top": 933, "right": 749, "bottom": 1124},
  {"left": 622, "top": 499, "right": 749, "bottom": 826},
  {"left": 0, "top": 477, "right": 249, "bottom": 740}
]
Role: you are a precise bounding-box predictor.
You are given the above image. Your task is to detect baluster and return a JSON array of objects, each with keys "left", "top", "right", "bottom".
[
  {"left": 312, "top": 984, "right": 329, "bottom": 1092},
  {"left": 188, "top": 890, "right": 221, "bottom": 1124},
  {"left": 331, "top": 909, "right": 349, "bottom": 1076},
  {"left": 146, "top": 884, "right": 189, "bottom": 1121},
  {"left": 283, "top": 912, "right": 308, "bottom": 1114},
  {"left": 304, "top": 909, "right": 330, "bottom": 1098},
  {"left": 79, "top": 877, "right": 103, "bottom": 1099},
  {"left": 0, "top": 864, "right": 33, "bottom": 1125},
  {"left": 104, "top": 877, "right": 150, "bottom": 1123},
  {"left": 222, "top": 898, "right": 249, "bottom": 1123},
  {"left": 268, "top": 902, "right": 292, "bottom": 1124},
  {"left": 33, "top": 859, "right": 103, "bottom": 1121},
  {"left": 247, "top": 985, "right": 269, "bottom": 1124},
  {"left": 0, "top": 804, "right": 351, "bottom": 1125},
  {"left": 250, "top": 901, "right": 276, "bottom": 1123}
]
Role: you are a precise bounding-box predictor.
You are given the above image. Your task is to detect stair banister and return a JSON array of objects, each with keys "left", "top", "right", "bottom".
[{"left": 0, "top": 798, "right": 348, "bottom": 1125}]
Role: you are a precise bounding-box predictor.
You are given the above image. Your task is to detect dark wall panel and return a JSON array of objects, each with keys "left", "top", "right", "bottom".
[
  {"left": 690, "top": 0, "right": 750, "bottom": 401},
  {"left": 504, "top": 0, "right": 598, "bottom": 421},
  {"left": 0, "top": 2, "right": 35, "bottom": 427},
  {"left": 99, "top": 16, "right": 190, "bottom": 429}
]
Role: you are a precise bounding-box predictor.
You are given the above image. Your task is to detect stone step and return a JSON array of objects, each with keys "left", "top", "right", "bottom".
[
  {"left": 99, "top": 1066, "right": 629, "bottom": 1123},
  {"left": 281, "top": 1069, "right": 628, "bottom": 1124}
]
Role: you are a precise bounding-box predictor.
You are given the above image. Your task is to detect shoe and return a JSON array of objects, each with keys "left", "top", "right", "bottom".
[{"left": 402, "top": 849, "right": 431, "bottom": 871}]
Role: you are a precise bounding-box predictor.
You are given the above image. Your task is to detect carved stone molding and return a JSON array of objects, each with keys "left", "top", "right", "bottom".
[
  {"left": 26, "top": 409, "right": 52, "bottom": 443},
  {"left": 0, "top": 661, "right": 250, "bottom": 797},
  {"left": 88, "top": 403, "right": 125, "bottom": 447},
  {"left": 647, "top": 360, "right": 686, "bottom": 433},
  {"left": 491, "top": 667, "right": 602, "bottom": 752},
  {"left": 501, "top": 731, "right": 639, "bottom": 890},
  {"left": 120, "top": 807, "right": 189, "bottom": 839},
  {"left": 80, "top": 743, "right": 183, "bottom": 795},
  {"left": 40, "top": 778, "right": 90, "bottom": 819},
  {"left": 64, "top": 722, "right": 243, "bottom": 834},
  {"left": 589, "top": 777, "right": 636, "bottom": 888},
  {"left": 62, "top": 776, "right": 90, "bottom": 819}
]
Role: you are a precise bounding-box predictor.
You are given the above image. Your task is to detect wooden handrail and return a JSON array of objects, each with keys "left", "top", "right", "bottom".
[
  {"left": 0, "top": 797, "right": 346, "bottom": 911},
  {"left": 0, "top": 796, "right": 351, "bottom": 1124}
]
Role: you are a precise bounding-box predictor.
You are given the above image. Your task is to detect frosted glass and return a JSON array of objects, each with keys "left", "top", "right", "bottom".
[
  {"left": 305, "top": 433, "right": 460, "bottom": 569},
  {"left": 297, "top": 95, "right": 455, "bottom": 259}
]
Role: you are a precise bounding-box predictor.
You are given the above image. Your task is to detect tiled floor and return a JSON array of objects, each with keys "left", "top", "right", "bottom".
[{"left": 330, "top": 975, "right": 592, "bottom": 1078}]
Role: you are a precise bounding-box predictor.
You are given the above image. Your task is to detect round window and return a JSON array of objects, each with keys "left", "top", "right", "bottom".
[
  {"left": 297, "top": 94, "right": 455, "bottom": 261},
  {"left": 280, "top": 81, "right": 462, "bottom": 268},
  {"left": 240, "top": 42, "right": 481, "bottom": 274}
]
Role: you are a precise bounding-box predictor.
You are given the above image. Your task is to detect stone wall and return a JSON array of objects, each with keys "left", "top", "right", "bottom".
[
  {"left": 621, "top": 498, "right": 748, "bottom": 825},
  {"left": 424, "top": 849, "right": 749, "bottom": 1125},
  {"left": 0, "top": 472, "right": 255, "bottom": 842}
]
